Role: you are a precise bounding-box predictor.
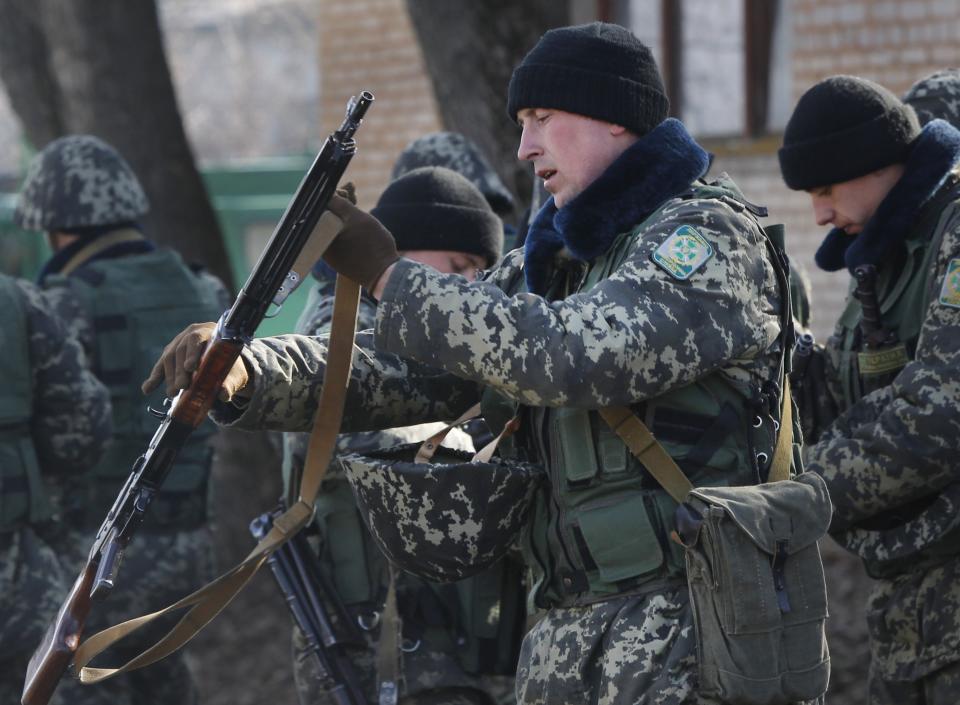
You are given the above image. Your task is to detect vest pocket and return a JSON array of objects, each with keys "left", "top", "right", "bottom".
[
  {"left": 576, "top": 492, "right": 664, "bottom": 583},
  {"left": 553, "top": 408, "right": 599, "bottom": 484}
]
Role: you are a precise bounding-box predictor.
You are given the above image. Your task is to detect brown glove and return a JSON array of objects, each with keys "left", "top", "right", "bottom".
[
  {"left": 323, "top": 194, "right": 399, "bottom": 291},
  {"left": 141, "top": 322, "right": 250, "bottom": 402}
]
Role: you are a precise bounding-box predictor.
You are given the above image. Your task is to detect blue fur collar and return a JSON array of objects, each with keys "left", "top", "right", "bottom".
[
  {"left": 815, "top": 119, "right": 960, "bottom": 273},
  {"left": 523, "top": 118, "right": 710, "bottom": 295}
]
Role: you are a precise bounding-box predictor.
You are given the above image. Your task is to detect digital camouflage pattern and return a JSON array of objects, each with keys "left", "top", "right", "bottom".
[
  {"left": 515, "top": 587, "right": 710, "bottom": 704},
  {"left": 284, "top": 277, "right": 511, "bottom": 705},
  {"left": 7, "top": 279, "right": 113, "bottom": 476},
  {"left": 391, "top": 132, "right": 515, "bottom": 216},
  {"left": 0, "top": 277, "right": 111, "bottom": 704},
  {"left": 805, "top": 205, "right": 960, "bottom": 683},
  {"left": 903, "top": 69, "right": 960, "bottom": 129},
  {"left": 212, "top": 172, "right": 788, "bottom": 703},
  {"left": 13, "top": 134, "right": 149, "bottom": 231},
  {"left": 341, "top": 445, "right": 542, "bottom": 583}
]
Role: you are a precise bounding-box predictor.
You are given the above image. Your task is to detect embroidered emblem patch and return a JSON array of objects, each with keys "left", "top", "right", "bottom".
[
  {"left": 651, "top": 225, "right": 715, "bottom": 280},
  {"left": 939, "top": 259, "right": 960, "bottom": 308}
]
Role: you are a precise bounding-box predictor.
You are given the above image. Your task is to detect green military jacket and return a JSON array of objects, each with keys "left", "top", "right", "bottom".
[{"left": 806, "top": 123, "right": 960, "bottom": 681}]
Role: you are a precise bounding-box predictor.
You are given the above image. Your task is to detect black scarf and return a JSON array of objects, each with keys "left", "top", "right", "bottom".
[
  {"left": 815, "top": 119, "right": 960, "bottom": 273},
  {"left": 522, "top": 118, "right": 710, "bottom": 295}
]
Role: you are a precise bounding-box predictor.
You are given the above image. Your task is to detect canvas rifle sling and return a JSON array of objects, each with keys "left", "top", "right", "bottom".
[
  {"left": 598, "top": 376, "right": 793, "bottom": 505},
  {"left": 73, "top": 227, "right": 361, "bottom": 683}
]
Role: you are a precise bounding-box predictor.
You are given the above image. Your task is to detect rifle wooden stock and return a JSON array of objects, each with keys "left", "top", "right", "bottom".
[
  {"left": 22, "top": 565, "right": 96, "bottom": 705},
  {"left": 171, "top": 338, "right": 244, "bottom": 427}
]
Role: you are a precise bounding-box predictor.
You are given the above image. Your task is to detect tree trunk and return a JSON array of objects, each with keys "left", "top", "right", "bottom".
[
  {"left": 405, "top": 0, "right": 569, "bottom": 214},
  {"left": 0, "top": 0, "right": 235, "bottom": 290},
  {"left": 0, "top": 1, "right": 64, "bottom": 148}
]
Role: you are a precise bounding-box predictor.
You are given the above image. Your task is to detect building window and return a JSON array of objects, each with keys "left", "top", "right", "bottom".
[{"left": 627, "top": 0, "right": 790, "bottom": 137}]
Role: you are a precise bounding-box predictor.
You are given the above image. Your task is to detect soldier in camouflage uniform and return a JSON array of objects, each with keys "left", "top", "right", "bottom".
[
  {"left": 392, "top": 132, "right": 516, "bottom": 220},
  {"left": 903, "top": 68, "right": 960, "bottom": 130},
  {"left": 148, "top": 24, "right": 802, "bottom": 704},
  {"left": 285, "top": 167, "right": 519, "bottom": 705},
  {"left": 778, "top": 75, "right": 960, "bottom": 703},
  {"left": 14, "top": 135, "right": 229, "bottom": 705},
  {"left": 0, "top": 275, "right": 112, "bottom": 705}
]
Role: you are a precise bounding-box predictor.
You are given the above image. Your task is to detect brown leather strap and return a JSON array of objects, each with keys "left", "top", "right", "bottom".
[
  {"left": 75, "top": 271, "right": 360, "bottom": 682},
  {"left": 414, "top": 402, "right": 481, "bottom": 464},
  {"left": 413, "top": 402, "right": 520, "bottom": 465}
]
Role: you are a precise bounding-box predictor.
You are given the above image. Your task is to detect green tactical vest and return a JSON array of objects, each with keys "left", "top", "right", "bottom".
[
  {"left": 62, "top": 250, "right": 226, "bottom": 530},
  {"left": 0, "top": 275, "right": 52, "bottom": 532},
  {"left": 485, "top": 182, "right": 790, "bottom": 609},
  {"left": 826, "top": 179, "right": 960, "bottom": 412}
]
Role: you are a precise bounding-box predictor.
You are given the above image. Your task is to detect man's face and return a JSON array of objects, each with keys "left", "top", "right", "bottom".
[
  {"left": 403, "top": 250, "right": 487, "bottom": 281},
  {"left": 516, "top": 108, "right": 634, "bottom": 208},
  {"left": 807, "top": 164, "right": 904, "bottom": 235}
]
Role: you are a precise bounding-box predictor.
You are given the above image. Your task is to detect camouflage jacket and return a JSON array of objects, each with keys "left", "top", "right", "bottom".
[
  {"left": 215, "top": 120, "right": 785, "bottom": 604},
  {"left": 0, "top": 275, "right": 112, "bottom": 530},
  {"left": 283, "top": 276, "right": 471, "bottom": 496},
  {"left": 15, "top": 277, "right": 112, "bottom": 477},
  {"left": 805, "top": 122, "right": 960, "bottom": 679}
]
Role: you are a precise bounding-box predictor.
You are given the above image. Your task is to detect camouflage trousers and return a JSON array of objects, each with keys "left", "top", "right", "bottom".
[
  {"left": 292, "top": 622, "right": 515, "bottom": 705},
  {"left": 0, "top": 525, "right": 101, "bottom": 705},
  {"left": 516, "top": 586, "right": 714, "bottom": 705},
  {"left": 866, "top": 557, "right": 960, "bottom": 704},
  {"left": 51, "top": 526, "right": 215, "bottom": 705},
  {"left": 516, "top": 586, "right": 822, "bottom": 705},
  {"left": 870, "top": 659, "right": 960, "bottom": 705}
]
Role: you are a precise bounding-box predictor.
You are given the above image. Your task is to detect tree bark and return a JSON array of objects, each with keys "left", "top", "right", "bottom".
[
  {"left": 0, "top": 1, "right": 64, "bottom": 148},
  {"left": 405, "top": 0, "right": 569, "bottom": 216},
  {"left": 0, "top": 0, "right": 234, "bottom": 290}
]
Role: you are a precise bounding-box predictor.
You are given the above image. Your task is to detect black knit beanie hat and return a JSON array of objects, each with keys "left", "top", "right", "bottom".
[
  {"left": 372, "top": 167, "right": 503, "bottom": 267},
  {"left": 779, "top": 75, "right": 921, "bottom": 190},
  {"left": 507, "top": 22, "right": 669, "bottom": 136}
]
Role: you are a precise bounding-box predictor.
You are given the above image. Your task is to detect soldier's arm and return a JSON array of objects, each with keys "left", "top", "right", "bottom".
[
  {"left": 374, "top": 198, "right": 782, "bottom": 408},
  {"left": 211, "top": 330, "right": 480, "bottom": 433},
  {"left": 20, "top": 281, "right": 112, "bottom": 473},
  {"left": 806, "top": 217, "right": 960, "bottom": 530}
]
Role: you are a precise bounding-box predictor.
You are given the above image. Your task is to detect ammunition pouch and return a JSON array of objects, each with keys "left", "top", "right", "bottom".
[{"left": 679, "top": 473, "right": 832, "bottom": 704}]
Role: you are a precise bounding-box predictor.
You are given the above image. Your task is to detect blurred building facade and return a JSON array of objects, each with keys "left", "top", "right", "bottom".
[
  {"left": 318, "top": 0, "right": 960, "bottom": 338},
  {"left": 2, "top": 0, "right": 958, "bottom": 333}
]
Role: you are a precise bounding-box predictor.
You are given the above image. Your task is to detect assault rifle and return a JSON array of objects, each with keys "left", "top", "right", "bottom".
[
  {"left": 250, "top": 506, "right": 366, "bottom": 705},
  {"left": 22, "top": 91, "right": 374, "bottom": 705}
]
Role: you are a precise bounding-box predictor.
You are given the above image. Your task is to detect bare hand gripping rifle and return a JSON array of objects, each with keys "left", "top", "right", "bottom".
[{"left": 22, "top": 91, "right": 374, "bottom": 705}]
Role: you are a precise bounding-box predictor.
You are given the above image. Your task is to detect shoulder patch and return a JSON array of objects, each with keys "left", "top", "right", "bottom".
[
  {"left": 651, "top": 225, "right": 715, "bottom": 280},
  {"left": 939, "top": 258, "right": 960, "bottom": 308}
]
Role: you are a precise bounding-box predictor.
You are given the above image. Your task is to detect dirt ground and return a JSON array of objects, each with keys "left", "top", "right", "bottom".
[{"left": 182, "top": 428, "right": 872, "bottom": 705}]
